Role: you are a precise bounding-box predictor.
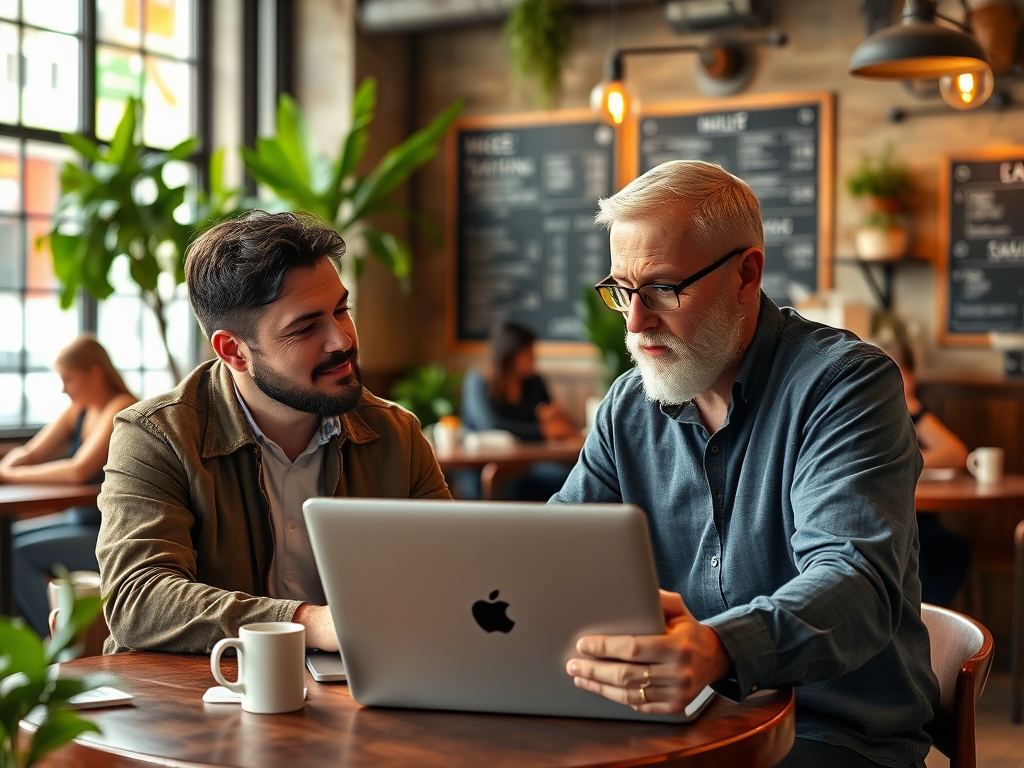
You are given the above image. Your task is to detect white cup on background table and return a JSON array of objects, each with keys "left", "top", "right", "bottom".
[{"left": 966, "top": 447, "right": 1004, "bottom": 485}]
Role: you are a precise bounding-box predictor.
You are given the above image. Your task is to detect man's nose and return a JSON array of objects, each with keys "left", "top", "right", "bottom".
[
  {"left": 325, "top": 318, "right": 355, "bottom": 352},
  {"left": 625, "top": 293, "right": 657, "bottom": 334}
]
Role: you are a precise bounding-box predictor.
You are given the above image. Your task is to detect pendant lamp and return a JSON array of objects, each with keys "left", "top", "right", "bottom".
[{"left": 848, "top": 0, "right": 989, "bottom": 80}]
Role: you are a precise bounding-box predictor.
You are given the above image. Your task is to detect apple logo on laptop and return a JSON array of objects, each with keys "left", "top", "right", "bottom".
[{"left": 472, "top": 590, "right": 515, "bottom": 633}]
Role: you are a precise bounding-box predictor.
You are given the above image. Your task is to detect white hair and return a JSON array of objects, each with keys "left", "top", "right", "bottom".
[{"left": 595, "top": 160, "right": 764, "bottom": 255}]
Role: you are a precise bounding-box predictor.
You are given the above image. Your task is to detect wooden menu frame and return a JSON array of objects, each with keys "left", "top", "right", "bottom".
[
  {"left": 624, "top": 90, "right": 836, "bottom": 300},
  {"left": 445, "top": 109, "right": 622, "bottom": 355},
  {"left": 938, "top": 147, "right": 1024, "bottom": 347}
]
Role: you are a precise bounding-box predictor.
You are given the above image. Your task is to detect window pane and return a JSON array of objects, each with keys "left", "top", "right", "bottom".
[
  {"left": 0, "top": 373, "right": 23, "bottom": 426},
  {"left": 25, "top": 291, "right": 79, "bottom": 367},
  {"left": 144, "top": 0, "right": 190, "bottom": 58},
  {"left": 26, "top": 141, "right": 73, "bottom": 215},
  {"left": 24, "top": 0, "right": 81, "bottom": 34},
  {"left": 97, "top": 293, "right": 142, "bottom": 369},
  {"left": 98, "top": 0, "right": 142, "bottom": 47},
  {"left": 27, "top": 216, "right": 58, "bottom": 289},
  {"left": 0, "top": 215, "right": 22, "bottom": 288},
  {"left": 22, "top": 29, "right": 79, "bottom": 132},
  {"left": 0, "top": 22, "right": 19, "bottom": 124},
  {"left": 140, "top": 368, "right": 173, "bottom": 399},
  {"left": 96, "top": 45, "right": 142, "bottom": 141},
  {"left": 25, "top": 370, "right": 65, "bottom": 424},
  {"left": 0, "top": 1, "right": 16, "bottom": 21},
  {"left": 0, "top": 138, "right": 20, "bottom": 212},
  {"left": 0, "top": 291, "right": 23, "bottom": 366},
  {"left": 142, "top": 56, "right": 191, "bottom": 149}
]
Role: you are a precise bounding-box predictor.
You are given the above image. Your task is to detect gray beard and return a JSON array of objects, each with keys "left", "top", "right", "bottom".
[{"left": 626, "top": 290, "right": 745, "bottom": 406}]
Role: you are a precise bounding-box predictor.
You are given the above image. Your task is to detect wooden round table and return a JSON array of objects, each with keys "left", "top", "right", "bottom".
[
  {"left": 30, "top": 653, "right": 795, "bottom": 768},
  {"left": 915, "top": 473, "right": 1024, "bottom": 723}
]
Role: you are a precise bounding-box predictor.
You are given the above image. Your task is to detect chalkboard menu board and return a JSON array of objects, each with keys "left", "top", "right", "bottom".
[
  {"left": 447, "top": 112, "right": 616, "bottom": 349},
  {"left": 939, "top": 149, "right": 1024, "bottom": 344},
  {"left": 632, "top": 92, "right": 835, "bottom": 307}
]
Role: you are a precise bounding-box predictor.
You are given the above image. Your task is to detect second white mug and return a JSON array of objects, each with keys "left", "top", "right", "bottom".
[
  {"left": 966, "top": 447, "right": 1004, "bottom": 485},
  {"left": 210, "top": 622, "right": 306, "bottom": 714}
]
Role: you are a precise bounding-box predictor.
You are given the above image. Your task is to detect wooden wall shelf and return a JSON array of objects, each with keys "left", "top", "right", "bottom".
[{"left": 834, "top": 256, "right": 932, "bottom": 310}]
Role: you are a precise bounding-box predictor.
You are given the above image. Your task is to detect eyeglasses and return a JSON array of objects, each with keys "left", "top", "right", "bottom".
[{"left": 594, "top": 247, "right": 747, "bottom": 312}]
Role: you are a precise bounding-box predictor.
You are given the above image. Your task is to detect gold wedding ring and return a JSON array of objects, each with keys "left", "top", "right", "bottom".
[
  {"left": 638, "top": 685, "right": 647, "bottom": 703},
  {"left": 640, "top": 667, "right": 652, "bottom": 690}
]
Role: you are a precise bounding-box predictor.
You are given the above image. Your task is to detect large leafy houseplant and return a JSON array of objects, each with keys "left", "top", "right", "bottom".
[
  {"left": 42, "top": 98, "right": 240, "bottom": 382},
  {"left": 241, "top": 78, "right": 463, "bottom": 286},
  {"left": 0, "top": 571, "right": 109, "bottom": 768}
]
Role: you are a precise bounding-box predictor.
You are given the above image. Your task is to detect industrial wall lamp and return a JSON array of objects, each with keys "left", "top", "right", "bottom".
[
  {"left": 848, "top": 0, "right": 994, "bottom": 109},
  {"left": 591, "top": 30, "right": 787, "bottom": 125}
]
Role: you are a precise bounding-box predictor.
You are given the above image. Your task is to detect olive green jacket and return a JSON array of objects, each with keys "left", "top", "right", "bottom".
[{"left": 97, "top": 359, "right": 450, "bottom": 654}]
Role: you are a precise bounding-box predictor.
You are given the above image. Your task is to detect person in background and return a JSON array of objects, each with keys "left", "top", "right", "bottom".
[
  {"left": 461, "top": 320, "right": 579, "bottom": 500},
  {"left": 2, "top": 334, "right": 136, "bottom": 636},
  {"left": 877, "top": 335, "right": 971, "bottom": 608},
  {"left": 96, "top": 211, "right": 451, "bottom": 655}
]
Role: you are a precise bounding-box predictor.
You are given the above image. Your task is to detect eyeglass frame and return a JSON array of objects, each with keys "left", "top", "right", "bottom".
[{"left": 594, "top": 246, "right": 749, "bottom": 312}]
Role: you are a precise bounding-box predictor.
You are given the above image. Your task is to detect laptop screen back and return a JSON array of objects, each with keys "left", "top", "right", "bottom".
[{"left": 303, "top": 498, "right": 712, "bottom": 723}]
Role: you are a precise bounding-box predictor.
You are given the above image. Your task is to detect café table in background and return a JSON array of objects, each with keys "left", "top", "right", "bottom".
[
  {"left": 0, "top": 483, "right": 101, "bottom": 616},
  {"left": 433, "top": 438, "right": 584, "bottom": 500},
  {"left": 27, "top": 653, "right": 795, "bottom": 768},
  {"left": 915, "top": 472, "right": 1024, "bottom": 723}
]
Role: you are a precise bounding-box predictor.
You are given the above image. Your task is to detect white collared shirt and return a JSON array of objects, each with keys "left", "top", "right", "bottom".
[{"left": 234, "top": 384, "right": 341, "bottom": 604}]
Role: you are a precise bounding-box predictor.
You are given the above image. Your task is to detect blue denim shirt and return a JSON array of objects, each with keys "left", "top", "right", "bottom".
[{"left": 552, "top": 295, "right": 938, "bottom": 768}]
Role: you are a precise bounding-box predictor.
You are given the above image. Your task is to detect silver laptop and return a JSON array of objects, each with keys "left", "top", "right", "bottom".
[{"left": 303, "top": 497, "right": 715, "bottom": 723}]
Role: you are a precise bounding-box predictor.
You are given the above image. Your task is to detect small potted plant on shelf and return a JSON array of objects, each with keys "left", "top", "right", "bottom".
[{"left": 845, "top": 145, "right": 914, "bottom": 261}]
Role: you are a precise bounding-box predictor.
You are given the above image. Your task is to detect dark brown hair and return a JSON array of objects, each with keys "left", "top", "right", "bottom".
[
  {"left": 485, "top": 321, "right": 537, "bottom": 404},
  {"left": 185, "top": 210, "right": 347, "bottom": 341}
]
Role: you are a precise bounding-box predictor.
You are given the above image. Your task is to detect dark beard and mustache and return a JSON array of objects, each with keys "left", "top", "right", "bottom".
[{"left": 249, "top": 347, "right": 364, "bottom": 417}]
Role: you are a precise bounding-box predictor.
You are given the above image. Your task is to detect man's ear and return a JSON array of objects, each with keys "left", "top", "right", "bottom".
[
  {"left": 736, "top": 247, "right": 765, "bottom": 305},
  {"left": 210, "top": 330, "right": 251, "bottom": 373}
]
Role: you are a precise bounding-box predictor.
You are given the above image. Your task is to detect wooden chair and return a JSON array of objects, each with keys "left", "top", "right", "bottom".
[
  {"left": 921, "top": 603, "right": 994, "bottom": 768},
  {"left": 1011, "top": 518, "right": 1024, "bottom": 723}
]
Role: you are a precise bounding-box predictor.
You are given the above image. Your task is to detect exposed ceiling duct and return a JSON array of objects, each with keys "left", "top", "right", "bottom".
[{"left": 357, "top": 0, "right": 651, "bottom": 35}]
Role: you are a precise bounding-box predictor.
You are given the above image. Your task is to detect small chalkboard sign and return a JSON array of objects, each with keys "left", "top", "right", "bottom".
[
  {"left": 446, "top": 111, "right": 617, "bottom": 350},
  {"left": 939, "top": 149, "right": 1024, "bottom": 345},
  {"left": 629, "top": 92, "right": 835, "bottom": 307}
]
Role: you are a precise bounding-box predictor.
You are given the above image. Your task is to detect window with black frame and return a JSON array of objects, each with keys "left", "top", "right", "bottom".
[{"left": 0, "top": 0, "right": 205, "bottom": 431}]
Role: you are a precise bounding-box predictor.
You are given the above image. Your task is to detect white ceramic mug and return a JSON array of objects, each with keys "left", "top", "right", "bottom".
[
  {"left": 966, "top": 447, "right": 1004, "bottom": 485},
  {"left": 210, "top": 622, "right": 306, "bottom": 714}
]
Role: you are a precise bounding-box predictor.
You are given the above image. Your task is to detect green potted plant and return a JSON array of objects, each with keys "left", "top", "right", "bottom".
[
  {"left": 504, "top": 0, "right": 575, "bottom": 108},
  {"left": 579, "top": 286, "right": 632, "bottom": 392},
  {"left": 1, "top": 569, "right": 110, "bottom": 767},
  {"left": 388, "top": 362, "right": 463, "bottom": 429},
  {"left": 42, "top": 98, "right": 242, "bottom": 382},
  {"left": 241, "top": 78, "right": 463, "bottom": 287},
  {"left": 845, "top": 146, "right": 914, "bottom": 261}
]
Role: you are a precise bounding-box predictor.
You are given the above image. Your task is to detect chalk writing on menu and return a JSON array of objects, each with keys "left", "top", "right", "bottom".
[
  {"left": 455, "top": 121, "right": 615, "bottom": 343},
  {"left": 638, "top": 102, "right": 823, "bottom": 306},
  {"left": 946, "top": 157, "right": 1024, "bottom": 334}
]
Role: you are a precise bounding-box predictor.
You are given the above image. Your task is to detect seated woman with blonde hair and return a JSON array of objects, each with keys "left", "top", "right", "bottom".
[{"left": 2, "top": 334, "right": 136, "bottom": 635}]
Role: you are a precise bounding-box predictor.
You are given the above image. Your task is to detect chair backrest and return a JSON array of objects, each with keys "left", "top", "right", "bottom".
[{"left": 921, "top": 603, "right": 994, "bottom": 768}]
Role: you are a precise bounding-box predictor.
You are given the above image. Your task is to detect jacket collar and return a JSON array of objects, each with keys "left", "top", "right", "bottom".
[{"left": 201, "top": 359, "right": 379, "bottom": 459}]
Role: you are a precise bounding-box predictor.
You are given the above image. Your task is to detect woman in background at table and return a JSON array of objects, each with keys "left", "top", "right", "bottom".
[
  {"left": 461, "top": 321, "right": 579, "bottom": 500},
  {"left": 878, "top": 336, "right": 971, "bottom": 608},
  {"left": 1, "top": 334, "right": 136, "bottom": 636}
]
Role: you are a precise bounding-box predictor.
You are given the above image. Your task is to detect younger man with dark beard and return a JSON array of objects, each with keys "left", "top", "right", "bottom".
[{"left": 97, "top": 211, "right": 450, "bottom": 654}]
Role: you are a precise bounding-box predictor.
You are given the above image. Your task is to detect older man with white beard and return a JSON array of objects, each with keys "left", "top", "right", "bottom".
[{"left": 552, "top": 160, "right": 938, "bottom": 768}]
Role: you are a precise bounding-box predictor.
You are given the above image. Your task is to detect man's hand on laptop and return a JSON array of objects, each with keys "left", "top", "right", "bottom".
[
  {"left": 565, "top": 590, "right": 733, "bottom": 713},
  {"left": 293, "top": 603, "right": 339, "bottom": 652}
]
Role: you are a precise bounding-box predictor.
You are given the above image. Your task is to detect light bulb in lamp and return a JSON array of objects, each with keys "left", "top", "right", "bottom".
[
  {"left": 939, "top": 67, "right": 994, "bottom": 109},
  {"left": 590, "top": 80, "right": 630, "bottom": 125}
]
